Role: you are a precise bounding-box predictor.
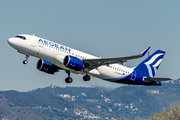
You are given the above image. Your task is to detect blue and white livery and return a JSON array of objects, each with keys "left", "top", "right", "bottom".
[{"left": 7, "top": 34, "right": 171, "bottom": 85}]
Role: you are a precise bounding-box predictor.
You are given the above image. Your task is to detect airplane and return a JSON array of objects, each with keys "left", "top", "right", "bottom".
[{"left": 7, "top": 34, "right": 171, "bottom": 86}]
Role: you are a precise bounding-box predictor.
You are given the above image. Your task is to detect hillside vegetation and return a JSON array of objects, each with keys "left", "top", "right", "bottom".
[
  {"left": 0, "top": 79, "right": 180, "bottom": 119},
  {"left": 151, "top": 103, "right": 180, "bottom": 120}
]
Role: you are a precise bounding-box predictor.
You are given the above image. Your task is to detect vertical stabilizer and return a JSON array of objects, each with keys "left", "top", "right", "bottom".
[{"left": 134, "top": 50, "right": 165, "bottom": 78}]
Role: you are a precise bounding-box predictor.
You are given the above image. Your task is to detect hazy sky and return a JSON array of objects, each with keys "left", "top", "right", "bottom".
[{"left": 1, "top": 1, "right": 180, "bottom": 91}]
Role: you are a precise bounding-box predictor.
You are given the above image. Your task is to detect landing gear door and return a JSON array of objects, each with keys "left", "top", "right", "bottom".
[{"left": 31, "top": 37, "right": 36, "bottom": 47}]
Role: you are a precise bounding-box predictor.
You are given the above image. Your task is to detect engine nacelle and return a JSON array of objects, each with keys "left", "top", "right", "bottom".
[
  {"left": 37, "top": 59, "right": 59, "bottom": 74},
  {"left": 63, "top": 55, "right": 84, "bottom": 71}
]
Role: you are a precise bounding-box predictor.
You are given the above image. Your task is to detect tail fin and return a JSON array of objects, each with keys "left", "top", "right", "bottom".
[{"left": 134, "top": 50, "right": 165, "bottom": 78}]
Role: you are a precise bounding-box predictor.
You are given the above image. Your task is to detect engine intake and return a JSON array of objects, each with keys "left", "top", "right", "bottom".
[
  {"left": 37, "top": 59, "right": 59, "bottom": 74},
  {"left": 63, "top": 55, "right": 84, "bottom": 71}
]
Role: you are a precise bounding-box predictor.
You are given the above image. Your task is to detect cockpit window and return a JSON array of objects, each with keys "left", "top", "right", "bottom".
[{"left": 15, "top": 35, "right": 26, "bottom": 40}]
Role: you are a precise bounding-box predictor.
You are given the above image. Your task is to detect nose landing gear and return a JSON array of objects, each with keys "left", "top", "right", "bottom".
[
  {"left": 23, "top": 54, "right": 30, "bottom": 64},
  {"left": 23, "top": 60, "right": 28, "bottom": 64}
]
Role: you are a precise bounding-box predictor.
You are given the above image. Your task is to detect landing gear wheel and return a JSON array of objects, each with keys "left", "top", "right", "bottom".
[
  {"left": 65, "top": 77, "right": 73, "bottom": 83},
  {"left": 83, "top": 75, "right": 91, "bottom": 81},
  {"left": 23, "top": 54, "right": 30, "bottom": 64},
  {"left": 23, "top": 60, "right": 28, "bottom": 64}
]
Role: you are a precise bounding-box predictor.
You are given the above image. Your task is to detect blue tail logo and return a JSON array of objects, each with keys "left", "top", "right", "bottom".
[{"left": 135, "top": 50, "right": 165, "bottom": 78}]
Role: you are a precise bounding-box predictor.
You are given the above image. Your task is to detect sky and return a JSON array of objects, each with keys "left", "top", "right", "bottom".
[{"left": 0, "top": 0, "right": 180, "bottom": 91}]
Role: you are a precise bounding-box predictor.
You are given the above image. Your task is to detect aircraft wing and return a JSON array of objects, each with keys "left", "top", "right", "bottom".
[
  {"left": 144, "top": 78, "right": 172, "bottom": 82},
  {"left": 83, "top": 47, "right": 150, "bottom": 69}
]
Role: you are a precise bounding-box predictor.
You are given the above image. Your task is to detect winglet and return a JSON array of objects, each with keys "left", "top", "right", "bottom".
[{"left": 140, "top": 46, "right": 150, "bottom": 56}]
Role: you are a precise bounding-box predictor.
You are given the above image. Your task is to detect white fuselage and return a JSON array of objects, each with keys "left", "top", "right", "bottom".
[{"left": 8, "top": 34, "right": 133, "bottom": 81}]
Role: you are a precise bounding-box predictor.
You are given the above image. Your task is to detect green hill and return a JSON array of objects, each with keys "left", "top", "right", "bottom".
[{"left": 0, "top": 79, "right": 180, "bottom": 119}]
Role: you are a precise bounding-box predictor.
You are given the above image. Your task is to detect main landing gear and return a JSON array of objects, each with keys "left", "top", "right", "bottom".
[
  {"left": 83, "top": 67, "right": 91, "bottom": 81},
  {"left": 23, "top": 54, "right": 30, "bottom": 64},
  {"left": 83, "top": 75, "right": 91, "bottom": 81},
  {"left": 65, "top": 70, "right": 91, "bottom": 83},
  {"left": 65, "top": 70, "right": 73, "bottom": 83}
]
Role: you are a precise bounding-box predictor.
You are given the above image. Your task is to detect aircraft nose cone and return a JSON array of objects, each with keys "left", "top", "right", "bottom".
[
  {"left": 7, "top": 38, "right": 16, "bottom": 46},
  {"left": 7, "top": 37, "right": 20, "bottom": 50},
  {"left": 7, "top": 38, "right": 12, "bottom": 45}
]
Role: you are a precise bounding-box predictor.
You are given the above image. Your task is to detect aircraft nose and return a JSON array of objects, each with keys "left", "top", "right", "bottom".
[
  {"left": 7, "top": 38, "right": 12, "bottom": 45},
  {"left": 7, "top": 37, "right": 17, "bottom": 46}
]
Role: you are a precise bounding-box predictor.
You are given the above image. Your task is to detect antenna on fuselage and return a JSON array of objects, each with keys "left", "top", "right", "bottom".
[{"left": 33, "top": 34, "right": 35, "bottom": 36}]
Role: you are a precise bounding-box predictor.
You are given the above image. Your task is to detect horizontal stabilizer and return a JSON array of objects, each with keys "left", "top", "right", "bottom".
[{"left": 144, "top": 78, "right": 172, "bottom": 82}]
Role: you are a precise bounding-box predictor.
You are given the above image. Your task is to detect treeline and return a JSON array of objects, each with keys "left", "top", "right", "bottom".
[
  {"left": 0, "top": 91, "right": 72, "bottom": 108},
  {"left": 151, "top": 103, "right": 180, "bottom": 120}
]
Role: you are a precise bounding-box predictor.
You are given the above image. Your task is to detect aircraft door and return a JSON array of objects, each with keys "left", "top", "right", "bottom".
[
  {"left": 130, "top": 71, "right": 136, "bottom": 81},
  {"left": 31, "top": 37, "right": 36, "bottom": 47},
  {"left": 30, "top": 37, "right": 40, "bottom": 54}
]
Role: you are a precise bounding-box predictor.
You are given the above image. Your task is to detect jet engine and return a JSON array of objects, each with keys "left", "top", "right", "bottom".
[
  {"left": 63, "top": 55, "right": 84, "bottom": 71},
  {"left": 37, "top": 59, "right": 59, "bottom": 74}
]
